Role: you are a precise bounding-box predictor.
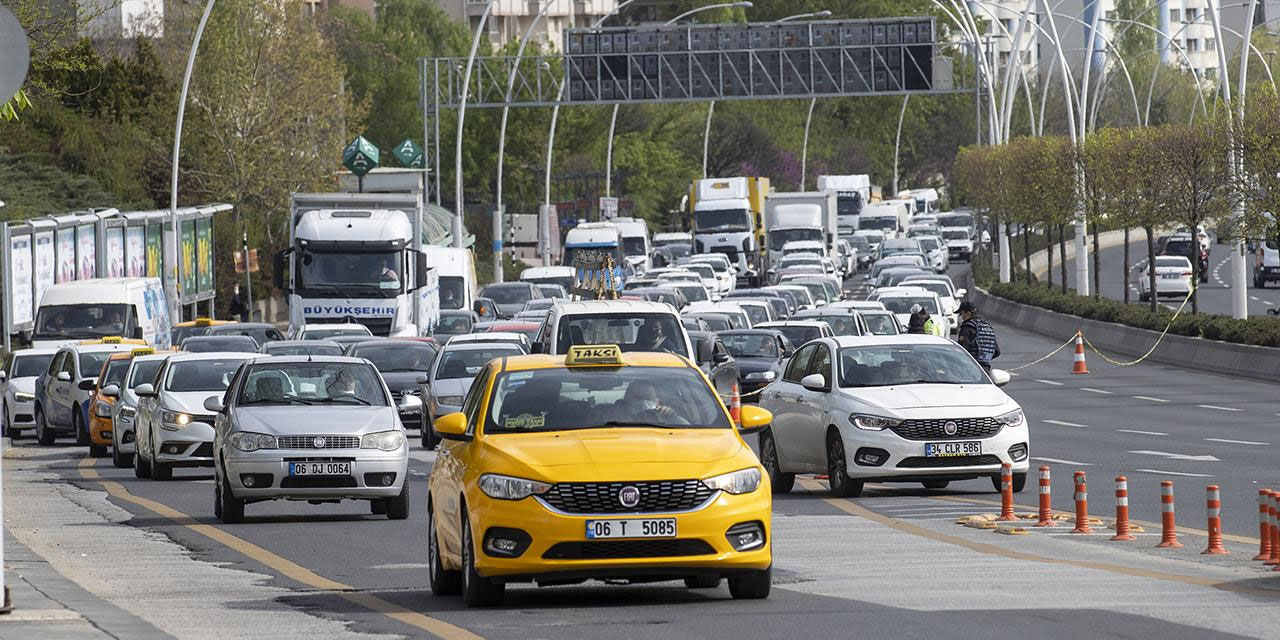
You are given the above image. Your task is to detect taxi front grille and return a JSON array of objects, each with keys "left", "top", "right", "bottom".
[
  {"left": 542, "top": 539, "right": 716, "bottom": 560},
  {"left": 540, "top": 480, "right": 714, "bottom": 514},
  {"left": 890, "top": 418, "right": 1002, "bottom": 441},
  {"left": 276, "top": 435, "right": 361, "bottom": 449},
  {"left": 896, "top": 454, "right": 1001, "bottom": 468}
]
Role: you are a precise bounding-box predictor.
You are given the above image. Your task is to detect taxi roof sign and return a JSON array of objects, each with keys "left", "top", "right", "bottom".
[
  {"left": 195, "top": 318, "right": 214, "bottom": 326},
  {"left": 565, "top": 344, "right": 624, "bottom": 366},
  {"left": 101, "top": 336, "right": 122, "bottom": 344},
  {"left": 131, "top": 347, "right": 155, "bottom": 356}
]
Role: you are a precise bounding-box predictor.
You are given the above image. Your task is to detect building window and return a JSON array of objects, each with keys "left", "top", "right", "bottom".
[
  {"left": 1206, "top": 38, "right": 1215, "bottom": 51},
  {"left": 1187, "top": 38, "right": 1199, "bottom": 52},
  {"left": 999, "top": 51, "right": 1009, "bottom": 67},
  {"left": 1169, "top": 8, "right": 1180, "bottom": 22},
  {"left": 1187, "top": 8, "right": 1200, "bottom": 22},
  {"left": 1104, "top": 10, "right": 1116, "bottom": 20}
]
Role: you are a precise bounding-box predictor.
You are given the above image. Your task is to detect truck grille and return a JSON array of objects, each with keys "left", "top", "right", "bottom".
[
  {"left": 890, "top": 418, "right": 1002, "bottom": 441},
  {"left": 276, "top": 435, "right": 361, "bottom": 449},
  {"left": 539, "top": 480, "right": 714, "bottom": 514},
  {"left": 304, "top": 317, "right": 393, "bottom": 337},
  {"left": 542, "top": 539, "right": 716, "bottom": 560},
  {"left": 897, "top": 454, "right": 1001, "bottom": 468}
]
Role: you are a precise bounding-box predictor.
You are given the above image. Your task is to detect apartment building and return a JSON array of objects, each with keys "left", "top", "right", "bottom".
[{"left": 435, "top": 0, "right": 619, "bottom": 50}]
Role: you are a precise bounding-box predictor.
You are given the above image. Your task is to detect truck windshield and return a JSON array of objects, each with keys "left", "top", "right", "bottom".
[
  {"left": 861, "top": 217, "right": 898, "bottom": 232},
  {"left": 621, "top": 237, "right": 646, "bottom": 256},
  {"left": 297, "top": 248, "right": 404, "bottom": 297},
  {"left": 439, "top": 276, "right": 466, "bottom": 310},
  {"left": 836, "top": 194, "right": 863, "bottom": 217},
  {"left": 695, "top": 208, "right": 750, "bottom": 233},
  {"left": 35, "top": 304, "right": 133, "bottom": 340},
  {"left": 938, "top": 214, "right": 973, "bottom": 228},
  {"left": 768, "top": 228, "right": 823, "bottom": 250}
]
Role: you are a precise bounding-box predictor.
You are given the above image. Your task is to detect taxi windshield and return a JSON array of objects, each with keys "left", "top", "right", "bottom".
[
  {"left": 238, "top": 362, "right": 388, "bottom": 406},
  {"left": 127, "top": 360, "right": 164, "bottom": 389},
  {"left": 485, "top": 366, "right": 730, "bottom": 433},
  {"left": 862, "top": 313, "right": 901, "bottom": 335},
  {"left": 101, "top": 359, "right": 131, "bottom": 387},
  {"left": 436, "top": 347, "right": 524, "bottom": 380},
  {"left": 838, "top": 344, "right": 987, "bottom": 387}
]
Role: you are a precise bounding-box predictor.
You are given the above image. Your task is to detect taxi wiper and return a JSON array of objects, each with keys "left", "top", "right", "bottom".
[{"left": 578, "top": 421, "right": 679, "bottom": 430}]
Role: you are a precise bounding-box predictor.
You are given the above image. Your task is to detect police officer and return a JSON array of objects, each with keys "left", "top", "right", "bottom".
[
  {"left": 956, "top": 301, "right": 1000, "bottom": 370},
  {"left": 907, "top": 304, "right": 942, "bottom": 337}
]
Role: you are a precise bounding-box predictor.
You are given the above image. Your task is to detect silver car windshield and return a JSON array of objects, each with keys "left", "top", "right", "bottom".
[
  {"left": 238, "top": 362, "right": 387, "bottom": 406},
  {"left": 838, "top": 345, "right": 987, "bottom": 387}
]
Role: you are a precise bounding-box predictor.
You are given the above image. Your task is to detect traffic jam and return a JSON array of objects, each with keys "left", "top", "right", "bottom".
[{"left": 3, "top": 178, "right": 1018, "bottom": 609}]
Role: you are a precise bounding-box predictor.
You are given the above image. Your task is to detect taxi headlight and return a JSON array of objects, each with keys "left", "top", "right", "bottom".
[
  {"left": 478, "top": 474, "right": 551, "bottom": 501},
  {"left": 94, "top": 401, "right": 113, "bottom": 418},
  {"left": 229, "top": 431, "right": 277, "bottom": 452},
  {"left": 361, "top": 430, "right": 405, "bottom": 451},
  {"left": 14, "top": 391, "right": 34, "bottom": 401},
  {"left": 995, "top": 409, "right": 1025, "bottom": 428},
  {"left": 703, "top": 468, "right": 761, "bottom": 495},
  {"left": 744, "top": 370, "right": 776, "bottom": 382},
  {"left": 850, "top": 414, "right": 901, "bottom": 431},
  {"left": 161, "top": 410, "right": 192, "bottom": 426},
  {"left": 434, "top": 395, "right": 464, "bottom": 408}
]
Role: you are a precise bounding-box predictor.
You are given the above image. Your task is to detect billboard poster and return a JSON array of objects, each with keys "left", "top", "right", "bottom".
[
  {"left": 105, "top": 227, "right": 125, "bottom": 278},
  {"left": 9, "top": 234, "right": 34, "bottom": 326},
  {"left": 181, "top": 220, "right": 196, "bottom": 298},
  {"left": 34, "top": 232, "right": 55, "bottom": 307},
  {"left": 77, "top": 224, "right": 96, "bottom": 279},
  {"left": 196, "top": 218, "right": 214, "bottom": 294},
  {"left": 146, "top": 224, "right": 162, "bottom": 278},
  {"left": 126, "top": 226, "right": 146, "bottom": 277},
  {"left": 55, "top": 227, "right": 75, "bottom": 283}
]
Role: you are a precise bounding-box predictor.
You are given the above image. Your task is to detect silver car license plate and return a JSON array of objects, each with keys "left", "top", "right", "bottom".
[
  {"left": 924, "top": 441, "right": 981, "bottom": 457},
  {"left": 288, "top": 462, "right": 351, "bottom": 476}
]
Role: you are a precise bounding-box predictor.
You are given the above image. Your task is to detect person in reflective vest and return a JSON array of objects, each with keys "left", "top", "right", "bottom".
[{"left": 957, "top": 301, "right": 1000, "bottom": 370}]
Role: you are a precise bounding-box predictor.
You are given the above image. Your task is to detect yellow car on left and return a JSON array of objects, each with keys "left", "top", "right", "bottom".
[{"left": 427, "top": 345, "right": 774, "bottom": 607}]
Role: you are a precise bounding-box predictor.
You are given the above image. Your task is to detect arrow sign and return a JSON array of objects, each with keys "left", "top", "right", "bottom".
[
  {"left": 392, "top": 138, "right": 423, "bottom": 168},
  {"left": 1128, "top": 450, "right": 1220, "bottom": 462},
  {"left": 343, "top": 135, "right": 379, "bottom": 177}
]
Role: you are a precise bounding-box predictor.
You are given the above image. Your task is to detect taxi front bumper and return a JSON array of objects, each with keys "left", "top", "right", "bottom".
[
  {"left": 466, "top": 487, "right": 772, "bottom": 584},
  {"left": 90, "top": 413, "right": 113, "bottom": 446}
]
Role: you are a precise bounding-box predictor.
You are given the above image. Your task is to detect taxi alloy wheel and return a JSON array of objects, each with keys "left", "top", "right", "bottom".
[
  {"left": 35, "top": 407, "right": 55, "bottom": 446},
  {"left": 427, "top": 498, "right": 461, "bottom": 596},
  {"left": 728, "top": 565, "right": 772, "bottom": 600},
  {"left": 217, "top": 464, "right": 245, "bottom": 524},
  {"left": 826, "top": 434, "right": 863, "bottom": 498},
  {"left": 759, "top": 429, "right": 795, "bottom": 494},
  {"left": 461, "top": 513, "right": 505, "bottom": 607}
]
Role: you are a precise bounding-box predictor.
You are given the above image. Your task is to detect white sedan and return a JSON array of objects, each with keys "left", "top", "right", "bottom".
[
  {"left": 1134, "top": 256, "right": 1194, "bottom": 301},
  {"left": 758, "top": 335, "right": 1029, "bottom": 496}
]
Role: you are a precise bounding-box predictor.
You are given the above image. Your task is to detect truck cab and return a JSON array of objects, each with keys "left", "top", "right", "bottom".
[
  {"left": 690, "top": 177, "right": 770, "bottom": 287},
  {"left": 818, "top": 174, "right": 871, "bottom": 233},
  {"left": 612, "top": 216, "right": 652, "bottom": 274}
]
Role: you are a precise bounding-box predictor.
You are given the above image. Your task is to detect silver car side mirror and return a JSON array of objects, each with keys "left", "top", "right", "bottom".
[
  {"left": 203, "top": 396, "right": 225, "bottom": 413},
  {"left": 800, "top": 373, "right": 827, "bottom": 392}
]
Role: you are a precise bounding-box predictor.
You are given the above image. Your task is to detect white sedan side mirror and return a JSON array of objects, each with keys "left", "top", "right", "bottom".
[
  {"left": 989, "top": 369, "right": 1011, "bottom": 387},
  {"left": 800, "top": 373, "right": 828, "bottom": 392},
  {"left": 204, "top": 396, "right": 224, "bottom": 413}
]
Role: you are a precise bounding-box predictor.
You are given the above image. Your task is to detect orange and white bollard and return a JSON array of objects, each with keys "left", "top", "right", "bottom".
[
  {"left": 1254, "top": 489, "right": 1272, "bottom": 561},
  {"left": 997, "top": 463, "right": 1017, "bottom": 521},
  {"left": 729, "top": 384, "right": 741, "bottom": 424},
  {"left": 1156, "top": 480, "right": 1182, "bottom": 548},
  {"left": 1035, "top": 466, "right": 1055, "bottom": 527},
  {"left": 1110, "top": 476, "right": 1136, "bottom": 541},
  {"left": 1267, "top": 490, "right": 1280, "bottom": 566},
  {"left": 1072, "top": 471, "right": 1092, "bottom": 534},
  {"left": 1202, "top": 485, "right": 1229, "bottom": 555},
  {"left": 1070, "top": 333, "right": 1089, "bottom": 374}
]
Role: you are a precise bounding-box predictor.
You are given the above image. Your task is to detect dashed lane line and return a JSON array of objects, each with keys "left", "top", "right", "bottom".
[
  {"left": 1034, "top": 379, "right": 1064, "bottom": 386},
  {"left": 1116, "top": 429, "right": 1168, "bottom": 436},
  {"left": 76, "top": 458, "right": 483, "bottom": 640},
  {"left": 1134, "top": 469, "right": 1215, "bottom": 478},
  {"left": 1197, "top": 404, "right": 1243, "bottom": 412},
  {"left": 1133, "top": 395, "right": 1169, "bottom": 403},
  {"left": 1080, "top": 387, "right": 1113, "bottom": 395},
  {"left": 1204, "top": 438, "right": 1269, "bottom": 446},
  {"left": 1042, "top": 419, "right": 1087, "bottom": 428},
  {"left": 1030, "top": 456, "right": 1092, "bottom": 466}
]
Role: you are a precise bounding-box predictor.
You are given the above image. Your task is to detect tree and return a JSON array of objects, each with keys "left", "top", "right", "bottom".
[{"left": 1235, "top": 87, "right": 1280, "bottom": 260}]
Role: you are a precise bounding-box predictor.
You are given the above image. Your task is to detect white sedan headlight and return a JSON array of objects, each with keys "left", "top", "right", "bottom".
[
  {"left": 744, "top": 370, "right": 776, "bottom": 382},
  {"left": 161, "top": 410, "right": 192, "bottom": 426},
  {"left": 228, "top": 431, "right": 277, "bottom": 452},
  {"left": 117, "top": 406, "right": 136, "bottom": 422},
  {"left": 702, "top": 468, "right": 761, "bottom": 495},
  {"left": 479, "top": 473, "right": 551, "bottom": 500},
  {"left": 850, "top": 414, "right": 902, "bottom": 431},
  {"left": 995, "top": 409, "right": 1025, "bottom": 428},
  {"left": 14, "top": 391, "right": 34, "bottom": 401},
  {"left": 361, "top": 430, "right": 405, "bottom": 451}
]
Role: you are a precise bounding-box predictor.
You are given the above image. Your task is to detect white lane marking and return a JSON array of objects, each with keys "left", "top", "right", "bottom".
[
  {"left": 1117, "top": 429, "right": 1168, "bottom": 436},
  {"left": 1080, "top": 387, "right": 1112, "bottom": 395},
  {"left": 1043, "top": 419, "right": 1087, "bottom": 428},
  {"left": 1031, "top": 456, "right": 1092, "bottom": 466},
  {"left": 1135, "top": 469, "right": 1215, "bottom": 477},
  {"left": 1197, "top": 404, "right": 1242, "bottom": 412},
  {"left": 1034, "top": 379, "right": 1065, "bottom": 386},
  {"left": 1250, "top": 296, "right": 1262, "bottom": 302},
  {"left": 1133, "top": 395, "right": 1169, "bottom": 403},
  {"left": 1128, "top": 449, "right": 1220, "bottom": 462},
  {"left": 1204, "top": 437, "right": 1269, "bottom": 446}
]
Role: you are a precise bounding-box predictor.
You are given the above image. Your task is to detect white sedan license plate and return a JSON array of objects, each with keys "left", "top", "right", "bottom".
[
  {"left": 584, "top": 518, "right": 676, "bottom": 540},
  {"left": 288, "top": 462, "right": 351, "bottom": 476},
  {"left": 1162, "top": 273, "right": 1180, "bottom": 279},
  {"left": 924, "top": 441, "right": 981, "bottom": 457}
]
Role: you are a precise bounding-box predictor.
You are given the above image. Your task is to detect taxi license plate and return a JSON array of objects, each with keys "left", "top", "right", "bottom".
[
  {"left": 288, "top": 462, "right": 351, "bottom": 476},
  {"left": 924, "top": 441, "right": 981, "bottom": 457},
  {"left": 584, "top": 519, "right": 676, "bottom": 540}
]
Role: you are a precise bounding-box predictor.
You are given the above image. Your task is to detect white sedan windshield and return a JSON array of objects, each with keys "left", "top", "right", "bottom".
[{"left": 839, "top": 345, "right": 987, "bottom": 387}]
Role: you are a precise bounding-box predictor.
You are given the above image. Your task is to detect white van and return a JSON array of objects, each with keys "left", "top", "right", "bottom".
[
  {"left": 519, "top": 266, "right": 576, "bottom": 294},
  {"left": 423, "top": 246, "right": 477, "bottom": 314},
  {"left": 533, "top": 300, "right": 693, "bottom": 361},
  {"left": 612, "top": 217, "right": 652, "bottom": 273},
  {"left": 33, "top": 278, "right": 172, "bottom": 349}
]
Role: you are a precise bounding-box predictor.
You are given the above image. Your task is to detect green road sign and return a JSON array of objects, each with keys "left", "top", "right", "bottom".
[
  {"left": 342, "top": 135, "right": 380, "bottom": 177},
  {"left": 392, "top": 139, "right": 423, "bottom": 168}
]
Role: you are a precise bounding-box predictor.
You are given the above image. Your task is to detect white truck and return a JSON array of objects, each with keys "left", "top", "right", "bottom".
[
  {"left": 277, "top": 193, "right": 441, "bottom": 337},
  {"left": 689, "top": 177, "right": 770, "bottom": 288},
  {"left": 563, "top": 222, "right": 629, "bottom": 296},
  {"left": 763, "top": 191, "right": 837, "bottom": 271},
  {"left": 611, "top": 216, "right": 652, "bottom": 274},
  {"left": 858, "top": 202, "right": 911, "bottom": 240},
  {"left": 817, "top": 174, "right": 871, "bottom": 237}
]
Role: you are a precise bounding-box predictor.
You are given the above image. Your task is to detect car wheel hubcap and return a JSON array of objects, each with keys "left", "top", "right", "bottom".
[{"left": 829, "top": 440, "right": 844, "bottom": 489}]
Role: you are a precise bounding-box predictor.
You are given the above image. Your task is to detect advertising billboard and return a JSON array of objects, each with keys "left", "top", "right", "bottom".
[
  {"left": 197, "top": 218, "right": 214, "bottom": 294},
  {"left": 126, "top": 226, "right": 146, "bottom": 277},
  {"left": 55, "top": 227, "right": 75, "bottom": 283},
  {"left": 34, "top": 231, "right": 55, "bottom": 306},
  {"left": 9, "top": 234, "right": 33, "bottom": 326},
  {"left": 77, "top": 224, "right": 96, "bottom": 279},
  {"left": 181, "top": 220, "right": 196, "bottom": 298},
  {"left": 146, "top": 224, "right": 162, "bottom": 278},
  {"left": 105, "top": 227, "right": 125, "bottom": 278}
]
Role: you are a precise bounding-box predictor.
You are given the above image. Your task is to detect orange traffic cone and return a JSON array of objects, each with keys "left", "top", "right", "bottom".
[
  {"left": 1070, "top": 333, "right": 1089, "bottom": 374},
  {"left": 729, "top": 384, "right": 741, "bottom": 424}
]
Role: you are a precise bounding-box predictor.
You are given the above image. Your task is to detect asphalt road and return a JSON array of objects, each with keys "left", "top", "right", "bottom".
[{"left": 1060, "top": 239, "right": 1279, "bottom": 316}]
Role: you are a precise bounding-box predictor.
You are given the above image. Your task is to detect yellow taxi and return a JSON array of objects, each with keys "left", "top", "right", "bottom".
[
  {"left": 426, "top": 345, "right": 774, "bottom": 607},
  {"left": 170, "top": 318, "right": 232, "bottom": 347},
  {"left": 78, "top": 336, "right": 148, "bottom": 346},
  {"left": 86, "top": 347, "right": 159, "bottom": 458}
]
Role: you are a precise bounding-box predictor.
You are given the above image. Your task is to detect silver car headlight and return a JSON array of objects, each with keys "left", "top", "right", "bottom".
[
  {"left": 995, "top": 408, "right": 1025, "bottom": 428},
  {"left": 161, "top": 410, "right": 192, "bottom": 426},
  {"left": 850, "top": 414, "right": 901, "bottom": 431},
  {"left": 228, "top": 431, "right": 277, "bottom": 452},
  {"left": 703, "top": 468, "right": 761, "bottom": 495},
  {"left": 744, "top": 370, "right": 776, "bottom": 382},
  {"left": 361, "top": 430, "right": 405, "bottom": 451},
  {"left": 434, "top": 395, "right": 464, "bottom": 407},
  {"left": 94, "top": 401, "right": 113, "bottom": 418},
  {"left": 117, "top": 406, "right": 136, "bottom": 421},
  {"left": 479, "top": 473, "right": 551, "bottom": 500},
  {"left": 14, "top": 391, "right": 34, "bottom": 401}
]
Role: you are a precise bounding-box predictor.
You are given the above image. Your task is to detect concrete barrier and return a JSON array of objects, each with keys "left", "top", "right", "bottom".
[{"left": 969, "top": 279, "right": 1280, "bottom": 383}]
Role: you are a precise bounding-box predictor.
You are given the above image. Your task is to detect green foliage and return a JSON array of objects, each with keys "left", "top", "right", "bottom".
[{"left": 0, "top": 154, "right": 124, "bottom": 219}]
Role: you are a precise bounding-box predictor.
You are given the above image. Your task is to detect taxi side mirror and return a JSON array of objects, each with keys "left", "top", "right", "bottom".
[
  {"left": 435, "top": 412, "right": 470, "bottom": 441},
  {"left": 736, "top": 405, "right": 771, "bottom": 435}
]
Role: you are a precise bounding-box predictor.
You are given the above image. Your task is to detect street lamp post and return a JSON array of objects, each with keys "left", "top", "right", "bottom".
[
  {"left": 454, "top": 0, "right": 497, "bottom": 249},
  {"left": 779, "top": 10, "right": 832, "bottom": 191}
]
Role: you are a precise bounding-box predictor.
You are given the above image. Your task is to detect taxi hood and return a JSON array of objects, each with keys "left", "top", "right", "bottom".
[{"left": 480, "top": 428, "right": 748, "bottom": 478}]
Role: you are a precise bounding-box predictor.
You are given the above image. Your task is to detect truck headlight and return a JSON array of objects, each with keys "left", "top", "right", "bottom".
[
  {"left": 361, "top": 430, "right": 405, "bottom": 451},
  {"left": 229, "top": 431, "right": 277, "bottom": 452},
  {"left": 94, "top": 401, "right": 113, "bottom": 418},
  {"left": 14, "top": 391, "right": 34, "bottom": 401},
  {"left": 744, "top": 371, "right": 776, "bottom": 382},
  {"left": 703, "top": 468, "right": 761, "bottom": 495},
  {"left": 850, "top": 414, "right": 901, "bottom": 431},
  {"left": 995, "top": 409, "right": 1025, "bottom": 428},
  {"left": 479, "top": 473, "right": 551, "bottom": 500}
]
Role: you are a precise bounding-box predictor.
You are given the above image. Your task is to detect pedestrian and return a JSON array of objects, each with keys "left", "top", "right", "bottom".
[
  {"left": 956, "top": 301, "right": 1000, "bottom": 371},
  {"left": 906, "top": 304, "right": 927, "bottom": 334},
  {"left": 229, "top": 283, "right": 247, "bottom": 322}
]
